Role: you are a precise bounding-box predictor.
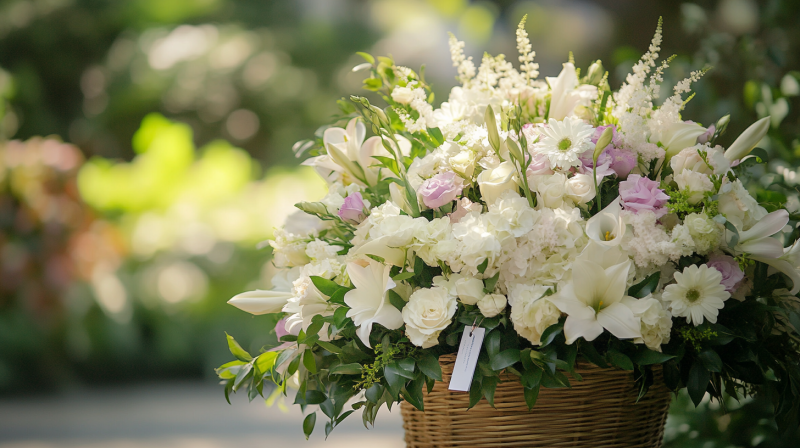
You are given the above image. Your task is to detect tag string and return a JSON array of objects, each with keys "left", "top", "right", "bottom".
[{"left": 469, "top": 317, "right": 485, "bottom": 337}]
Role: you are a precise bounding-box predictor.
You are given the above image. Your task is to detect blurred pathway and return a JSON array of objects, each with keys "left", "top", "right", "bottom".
[{"left": 0, "top": 382, "right": 404, "bottom": 448}]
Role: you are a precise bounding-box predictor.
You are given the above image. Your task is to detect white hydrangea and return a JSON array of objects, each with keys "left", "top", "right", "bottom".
[
  {"left": 270, "top": 228, "right": 311, "bottom": 268},
  {"left": 449, "top": 211, "right": 509, "bottom": 276},
  {"left": 508, "top": 283, "right": 560, "bottom": 345},
  {"left": 485, "top": 190, "right": 537, "bottom": 238},
  {"left": 412, "top": 217, "right": 457, "bottom": 267},
  {"left": 684, "top": 212, "right": 722, "bottom": 255},
  {"left": 626, "top": 294, "right": 672, "bottom": 351}
]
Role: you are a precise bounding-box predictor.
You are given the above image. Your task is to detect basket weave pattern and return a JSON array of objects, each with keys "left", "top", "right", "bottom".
[{"left": 401, "top": 354, "right": 671, "bottom": 447}]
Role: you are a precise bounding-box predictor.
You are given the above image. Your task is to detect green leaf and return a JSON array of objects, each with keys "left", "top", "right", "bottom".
[
  {"left": 490, "top": 349, "right": 521, "bottom": 371},
  {"left": 303, "top": 349, "right": 317, "bottom": 374},
  {"left": 387, "top": 289, "right": 407, "bottom": 311},
  {"left": 606, "top": 350, "right": 634, "bottom": 371},
  {"left": 310, "top": 276, "right": 340, "bottom": 297},
  {"left": 723, "top": 221, "right": 739, "bottom": 248},
  {"left": 539, "top": 323, "right": 563, "bottom": 347},
  {"left": 485, "top": 330, "right": 502, "bottom": 359},
  {"left": 216, "top": 360, "right": 246, "bottom": 379},
  {"left": 395, "top": 359, "right": 416, "bottom": 378},
  {"left": 483, "top": 272, "right": 500, "bottom": 294},
  {"left": 275, "top": 348, "right": 297, "bottom": 371},
  {"left": 523, "top": 384, "right": 540, "bottom": 410},
  {"left": 303, "top": 412, "right": 317, "bottom": 440},
  {"left": 383, "top": 363, "right": 407, "bottom": 399},
  {"left": 468, "top": 380, "right": 482, "bottom": 409},
  {"left": 333, "top": 307, "right": 350, "bottom": 328},
  {"left": 477, "top": 258, "right": 489, "bottom": 275},
  {"left": 356, "top": 52, "right": 375, "bottom": 65},
  {"left": 628, "top": 272, "right": 660, "bottom": 298},
  {"left": 417, "top": 352, "right": 442, "bottom": 381},
  {"left": 330, "top": 363, "right": 363, "bottom": 375},
  {"left": 305, "top": 390, "right": 327, "bottom": 405},
  {"left": 520, "top": 366, "right": 543, "bottom": 389},
  {"left": 226, "top": 333, "right": 253, "bottom": 362},
  {"left": 328, "top": 288, "right": 348, "bottom": 305},
  {"left": 579, "top": 340, "right": 609, "bottom": 368},
  {"left": 698, "top": 350, "right": 723, "bottom": 373},
  {"left": 687, "top": 360, "right": 710, "bottom": 406},
  {"left": 233, "top": 362, "right": 253, "bottom": 389},
  {"left": 630, "top": 348, "right": 674, "bottom": 366},
  {"left": 392, "top": 271, "right": 415, "bottom": 282},
  {"left": 315, "top": 340, "right": 342, "bottom": 354},
  {"left": 482, "top": 376, "right": 499, "bottom": 407},
  {"left": 402, "top": 377, "right": 425, "bottom": 411},
  {"left": 365, "top": 384, "right": 384, "bottom": 403},
  {"left": 427, "top": 127, "right": 444, "bottom": 146}
]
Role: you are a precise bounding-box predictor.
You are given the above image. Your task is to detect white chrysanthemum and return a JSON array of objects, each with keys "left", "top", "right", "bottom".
[
  {"left": 662, "top": 264, "right": 730, "bottom": 326},
  {"left": 532, "top": 117, "right": 594, "bottom": 170}
]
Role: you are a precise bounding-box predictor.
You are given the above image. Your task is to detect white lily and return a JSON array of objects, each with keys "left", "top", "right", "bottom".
[
  {"left": 352, "top": 236, "right": 407, "bottom": 266},
  {"left": 656, "top": 121, "right": 708, "bottom": 159},
  {"left": 729, "top": 209, "right": 789, "bottom": 258},
  {"left": 550, "top": 258, "right": 641, "bottom": 344},
  {"left": 547, "top": 62, "right": 597, "bottom": 120},
  {"left": 228, "top": 290, "right": 294, "bottom": 315},
  {"left": 724, "top": 116, "right": 770, "bottom": 162},
  {"left": 303, "top": 118, "right": 411, "bottom": 186},
  {"left": 585, "top": 198, "right": 626, "bottom": 247},
  {"left": 344, "top": 260, "right": 404, "bottom": 347}
]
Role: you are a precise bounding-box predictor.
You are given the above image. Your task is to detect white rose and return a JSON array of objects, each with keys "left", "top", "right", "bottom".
[
  {"left": 565, "top": 173, "right": 596, "bottom": 205},
  {"left": 717, "top": 178, "right": 767, "bottom": 229},
  {"left": 477, "top": 161, "right": 519, "bottom": 205},
  {"left": 449, "top": 151, "right": 476, "bottom": 178},
  {"left": 374, "top": 215, "right": 426, "bottom": 247},
  {"left": 455, "top": 277, "right": 485, "bottom": 305},
  {"left": 684, "top": 212, "right": 715, "bottom": 236},
  {"left": 402, "top": 287, "right": 457, "bottom": 348},
  {"left": 670, "top": 144, "right": 730, "bottom": 175},
  {"left": 674, "top": 171, "right": 714, "bottom": 204},
  {"left": 391, "top": 86, "right": 415, "bottom": 105},
  {"left": 508, "top": 283, "right": 560, "bottom": 345},
  {"left": 477, "top": 293, "right": 507, "bottom": 318},
  {"left": 534, "top": 172, "right": 568, "bottom": 209}
]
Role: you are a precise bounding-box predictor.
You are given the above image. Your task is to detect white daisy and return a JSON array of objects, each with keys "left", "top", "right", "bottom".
[
  {"left": 662, "top": 264, "right": 731, "bottom": 326},
  {"left": 532, "top": 117, "right": 594, "bottom": 170}
]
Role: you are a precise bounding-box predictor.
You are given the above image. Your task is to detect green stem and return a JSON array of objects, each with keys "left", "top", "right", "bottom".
[{"left": 593, "top": 165, "right": 601, "bottom": 213}]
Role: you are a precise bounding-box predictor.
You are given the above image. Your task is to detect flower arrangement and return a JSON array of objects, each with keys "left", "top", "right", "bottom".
[{"left": 218, "top": 18, "right": 800, "bottom": 438}]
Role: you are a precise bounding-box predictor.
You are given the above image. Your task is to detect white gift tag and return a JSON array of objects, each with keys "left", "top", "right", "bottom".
[{"left": 448, "top": 326, "right": 485, "bottom": 392}]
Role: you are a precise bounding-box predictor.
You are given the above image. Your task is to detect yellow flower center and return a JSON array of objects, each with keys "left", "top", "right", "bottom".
[{"left": 604, "top": 231, "right": 613, "bottom": 241}]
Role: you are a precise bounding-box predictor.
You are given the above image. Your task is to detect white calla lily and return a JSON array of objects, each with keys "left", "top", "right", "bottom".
[
  {"left": 657, "top": 121, "right": 707, "bottom": 159},
  {"left": 228, "top": 290, "right": 294, "bottom": 315},
  {"left": 585, "top": 198, "right": 626, "bottom": 247},
  {"left": 344, "top": 260, "right": 404, "bottom": 347},
  {"left": 550, "top": 259, "right": 641, "bottom": 344},
  {"left": 724, "top": 116, "right": 770, "bottom": 162}
]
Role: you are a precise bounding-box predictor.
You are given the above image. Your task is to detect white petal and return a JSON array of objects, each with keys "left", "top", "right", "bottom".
[
  {"left": 739, "top": 210, "right": 789, "bottom": 242},
  {"left": 564, "top": 315, "right": 604, "bottom": 344},
  {"left": 597, "top": 302, "right": 641, "bottom": 340},
  {"left": 752, "top": 256, "right": 800, "bottom": 294},
  {"left": 352, "top": 236, "right": 406, "bottom": 266},
  {"left": 739, "top": 237, "right": 785, "bottom": 259},
  {"left": 228, "top": 290, "right": 293, "bottom": 315},
  {"left": 571, "top": 260, "right": 606, "bottom": 304}
]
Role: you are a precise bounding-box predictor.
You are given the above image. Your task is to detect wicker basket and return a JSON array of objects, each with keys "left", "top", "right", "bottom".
[{"left": 401, "top": 354, "right": 671, "bottom": 447}]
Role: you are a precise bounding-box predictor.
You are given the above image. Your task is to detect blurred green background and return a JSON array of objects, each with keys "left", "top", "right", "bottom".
[{"left": 0, "top": 0, "right": 799, "bottom": 446}]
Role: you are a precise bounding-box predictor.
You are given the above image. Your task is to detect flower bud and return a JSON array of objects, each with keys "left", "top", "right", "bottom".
[
  {"left": 593, "top": 127, "right": 613, "bottom": 164},
  {"left": 584, "top": 60, "right": 604, "bottom": 86},
  {"left": 484, "top": 105, "right": 501, "bottom": 153},
  {"left": 724, "top": 116, "right": 770, "bottom": 162}
]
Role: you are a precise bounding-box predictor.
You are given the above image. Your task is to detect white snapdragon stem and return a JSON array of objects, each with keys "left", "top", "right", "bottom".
[
  {"left": 228, "top": 290, "right": 294, "bottom": 315},
  {"left": 724, "top": 116, "right": 770, "bottom": 162}
]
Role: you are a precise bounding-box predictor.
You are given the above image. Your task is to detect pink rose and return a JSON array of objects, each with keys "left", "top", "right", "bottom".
[
  {"left": 526, "top": 153, "right": 554, "bottom": 177},
  {"left": 338, "top": 192, "right": 366, "bottom": 224},
  {"left": 619, "top": 174, "right": 669, "bottom": 217},
  {"left": 606, "top": 147, "right": 637, "bottom": 178},
  {"left": 419, "top": 172, "right": 463, "bottom": 209},
  {"left": 707, "top": 254, "right": 744, "bottom": 292},
  {"left": 269, "top": 318, "right": 293, "bottom": 351}
]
